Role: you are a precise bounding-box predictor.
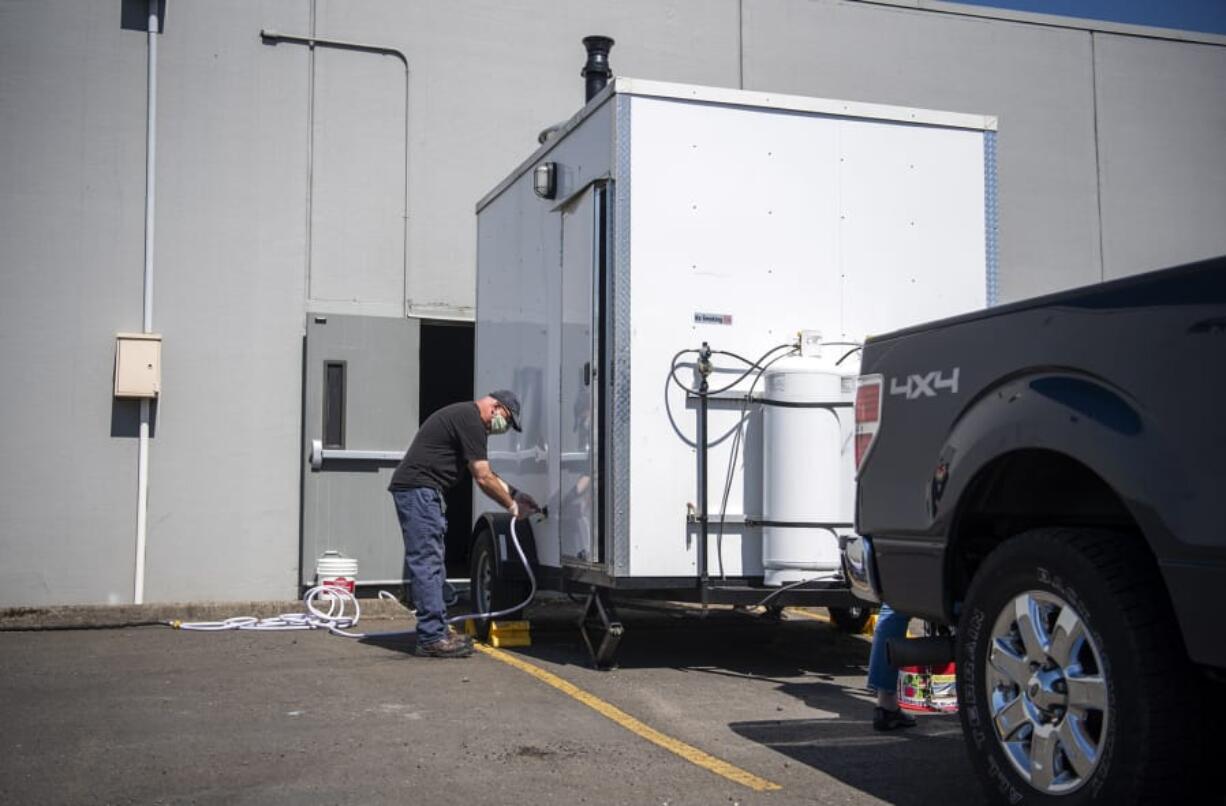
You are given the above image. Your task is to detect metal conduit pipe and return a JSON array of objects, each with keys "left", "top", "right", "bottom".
[
  {"left": 696, "top": 343, "right": 712, "bottom": 608},
  {"left": 134, "top": 0, "right": 159, "bottom": 604},
  {"left": 258, "top": 30, "right": 411, "bottom": 317}
]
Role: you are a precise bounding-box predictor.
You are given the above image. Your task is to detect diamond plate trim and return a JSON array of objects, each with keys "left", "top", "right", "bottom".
[
  {"left": 611, "top": 95, "right": 632, "bottom": 576},
  {"left": 985, "top": 131, "right": 1000, "bottom": 307}
]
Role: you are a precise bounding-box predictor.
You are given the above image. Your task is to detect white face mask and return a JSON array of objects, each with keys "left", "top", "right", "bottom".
[{"left": 490, "top": 412, "right": 510, "bottom": 435}]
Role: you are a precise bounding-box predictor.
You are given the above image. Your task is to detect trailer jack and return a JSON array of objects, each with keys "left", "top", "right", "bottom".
[{"left": 578, "top": 588, "right": 624, "bottom": 669}]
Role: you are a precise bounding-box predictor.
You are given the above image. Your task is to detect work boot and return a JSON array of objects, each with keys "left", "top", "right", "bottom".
[
  {"left": 873, "top": 706, "right": 917, "bottom": 731},
  {"left": 415, "top": 632, "right": 473, "bottom": 658}
]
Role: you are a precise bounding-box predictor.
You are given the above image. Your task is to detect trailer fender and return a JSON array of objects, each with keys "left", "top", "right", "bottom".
[{"left": 471, "top": 512, "right": 540, "bottom": 582}]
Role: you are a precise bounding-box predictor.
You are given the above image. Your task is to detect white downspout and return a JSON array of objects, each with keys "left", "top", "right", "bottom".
[{"left": 135, "top": 0, "right": 159, "bottom": 604}]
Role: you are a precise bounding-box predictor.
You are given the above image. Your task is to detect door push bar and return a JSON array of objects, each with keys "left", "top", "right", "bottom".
[{"left": 309, "top": 439, "right": 404, "bottom": 471}]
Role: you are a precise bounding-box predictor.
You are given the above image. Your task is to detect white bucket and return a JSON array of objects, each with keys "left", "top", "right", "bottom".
[{"left": 315, "top": 551, "right": 359, "bottom": 596}]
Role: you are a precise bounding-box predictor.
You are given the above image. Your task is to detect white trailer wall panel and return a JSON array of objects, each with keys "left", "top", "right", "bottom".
[
  {"left": 475, "top": 102, "right": 616, "bottom": 571},
  {"left": 625, "top": 92, "right": 989, "bottom": 577}
]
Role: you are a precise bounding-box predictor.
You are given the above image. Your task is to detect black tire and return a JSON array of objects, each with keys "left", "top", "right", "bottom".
[
  {"left": 468, "top": 526, "right": 531, "bottom": 641},
  {"left": 829, "top": 604, "right": 875, "bottom": 634},
  {"left": 956, "top": 528, "right": 1197, "bottom": 805}
]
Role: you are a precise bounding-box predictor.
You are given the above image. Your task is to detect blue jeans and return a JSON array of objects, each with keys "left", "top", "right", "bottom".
[
  {"left": 867, "top": 603, "right": 910, "bottom": 692},
  {"left": 392, "top": 487, "right": 448, "bottom": 645}
]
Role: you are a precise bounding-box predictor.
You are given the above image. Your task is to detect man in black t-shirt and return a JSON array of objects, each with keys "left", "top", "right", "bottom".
[{"left": 389, "top": 390, "right": 538, "bottom": 658}]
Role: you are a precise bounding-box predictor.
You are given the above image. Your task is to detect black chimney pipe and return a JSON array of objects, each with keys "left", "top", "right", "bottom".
[{"left": 582, "top": 36, "right": 615, "bottom": 102}]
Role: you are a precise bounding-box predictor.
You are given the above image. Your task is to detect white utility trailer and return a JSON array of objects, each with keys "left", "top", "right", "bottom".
[{"left": 471, "top": 77, "right": 997, "bottom": 664}]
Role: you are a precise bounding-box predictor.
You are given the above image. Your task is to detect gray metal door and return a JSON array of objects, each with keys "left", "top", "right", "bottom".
[
  {"left": 559, "top": 185, "right": 604, "bottom": 566},
  {"left": 301, "top": 313, "right": 420, "bottom": 587}
]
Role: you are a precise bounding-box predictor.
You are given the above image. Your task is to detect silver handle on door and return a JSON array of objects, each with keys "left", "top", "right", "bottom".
[{"left": 310, "top": 439, "right": 404, "bottom": 471}]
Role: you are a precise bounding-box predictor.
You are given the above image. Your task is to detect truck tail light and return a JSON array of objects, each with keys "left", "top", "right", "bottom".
[{"left": 854, "top": 374, "right": 883, "bottom": 474}]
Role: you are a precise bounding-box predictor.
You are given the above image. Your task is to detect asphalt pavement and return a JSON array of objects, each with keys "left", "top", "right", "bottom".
[{"left": 0, "top": 598, "right": 980, "bottom": 805}]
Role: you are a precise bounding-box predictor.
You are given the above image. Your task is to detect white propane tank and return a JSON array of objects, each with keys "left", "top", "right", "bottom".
[{"left": 761, "top": 352, "right": 858, "bottom": 586}]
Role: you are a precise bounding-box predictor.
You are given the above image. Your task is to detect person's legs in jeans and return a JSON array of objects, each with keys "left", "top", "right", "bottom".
[
  {"left": 867, "top": 603, "right": 915, "bottom": 727},
  {"left": 393, "top": 488, "right": 447, "bottom": 646},
  {"left": 867, "top": 603, "right": 909, "bottom": 694}
]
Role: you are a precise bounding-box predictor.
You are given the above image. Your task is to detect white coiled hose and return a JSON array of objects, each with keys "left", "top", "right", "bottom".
[{"left": 170, "top": 517, "right": 537, "bottom": 639}]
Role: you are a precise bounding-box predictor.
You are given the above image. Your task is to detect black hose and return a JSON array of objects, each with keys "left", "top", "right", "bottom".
[
  {"left": 835, "top": 346, "right": 862, "bottom": 366},
  {"left": 0, "top": 621, "right": 167, "bottom": 632},
  {"left": 668, "top": 342, "right": 794, "bottom": 398}
]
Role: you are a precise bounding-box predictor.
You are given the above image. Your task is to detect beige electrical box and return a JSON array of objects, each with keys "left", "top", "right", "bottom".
[{"left": 114, "top": 332, "right": 162, "bottom": 398}]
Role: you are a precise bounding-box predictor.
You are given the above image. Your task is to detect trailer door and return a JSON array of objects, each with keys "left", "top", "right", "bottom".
[{"left": 559, "top": 183, "right": 607, "bottom": 567}]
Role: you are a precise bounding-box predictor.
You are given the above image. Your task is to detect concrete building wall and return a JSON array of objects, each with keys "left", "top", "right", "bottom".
[
  {"left": 0, "top": 3, "right": 149, "bottom": 604},
  {"left": 743, "top": 0, "right": 1103, "bottom": 302},
  {"left": 0, "top": 0, "right": 313, "bottom": 605},
  {"left": 1093, "top": 34, "right": 1226, "bottom": 279},
  {"left": 142, "top": 1, "right": 312, "bottom": 602},
  {"left": 1, "top": 0, "right": 1223, "bottom": 606},
  {"left": 306, "top": 0, "right": 743, "bottom": 319}
]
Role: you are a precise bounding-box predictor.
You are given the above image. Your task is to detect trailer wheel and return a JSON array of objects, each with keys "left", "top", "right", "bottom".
[
  {"left": 829, "top": 604, "right": 874, "bottom": 634},
  {"left": 956, "top": 528, "right": 1197, "bottom": 804},
  {"left": 468, "top": 526, "right": 530, "bottom": 641}
]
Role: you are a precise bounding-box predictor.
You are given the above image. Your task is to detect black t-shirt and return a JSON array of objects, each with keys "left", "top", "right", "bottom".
[{"left": 389, "top": 402, "right": 488, "bottom": 493}]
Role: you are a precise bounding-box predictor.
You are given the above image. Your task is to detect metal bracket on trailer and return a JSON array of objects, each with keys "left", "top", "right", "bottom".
[{"left": 578, "top": 588, "right": 624, "bottom": 670}]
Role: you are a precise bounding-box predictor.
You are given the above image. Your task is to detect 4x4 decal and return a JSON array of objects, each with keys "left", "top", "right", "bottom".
[{"left": 889, "top": 369, "right": 960, "bottom": 400}]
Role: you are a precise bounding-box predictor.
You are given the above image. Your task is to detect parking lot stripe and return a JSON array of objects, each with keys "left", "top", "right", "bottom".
[
  {"left": 787, "top": 608, "right": 830, "bottom": 623},
  {"left": 474, "top": 643, "right": 783, "bottom": 792}
]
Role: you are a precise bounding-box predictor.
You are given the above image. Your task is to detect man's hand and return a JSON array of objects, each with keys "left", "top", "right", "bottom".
[{"left": 513, "top": 491, "right": 541, "bottom": 516}]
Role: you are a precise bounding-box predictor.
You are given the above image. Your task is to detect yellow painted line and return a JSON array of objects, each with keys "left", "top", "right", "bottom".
[
  {"left": 788, "top": 607, "right": 878, "bottom": 636},
  {"left": 474, "top": 643, "right": 782, "bottom": 792},
  {"left": 787, "top": 608, "right": 830, "bottom": 623}
]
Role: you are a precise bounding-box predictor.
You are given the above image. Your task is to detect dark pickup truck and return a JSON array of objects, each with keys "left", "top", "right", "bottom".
[{"left": 842, "top": 257, "right": 1225, "bottom": 804}]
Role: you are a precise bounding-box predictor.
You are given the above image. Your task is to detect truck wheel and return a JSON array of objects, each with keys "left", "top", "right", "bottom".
[
  {"left": 468, "top": 526, "right": 530, "bottom": 641},
  {"left": 829, "top": 604, "right": 874, "bottom": 634},
  {"left": 956, "top": 528, "right": 1195, "bottom": 804}
]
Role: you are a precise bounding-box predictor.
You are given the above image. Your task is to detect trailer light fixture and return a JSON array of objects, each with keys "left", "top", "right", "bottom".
[{"left": 533, "top": 162, "right": 557, "bottom": 199}]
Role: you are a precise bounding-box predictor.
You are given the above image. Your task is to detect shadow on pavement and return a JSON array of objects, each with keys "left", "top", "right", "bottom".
[
  {"left": 356, "top": 630, "right": 418, "bottom": 654},
  {"left": 514, "top": 601, "right": 869, "bottom": 675},
  {"left": 497, "top": 601, "right": 983, "bottom": 805},
  {"left": 729, "top": 712, "right": 976, "bottom": 806}
]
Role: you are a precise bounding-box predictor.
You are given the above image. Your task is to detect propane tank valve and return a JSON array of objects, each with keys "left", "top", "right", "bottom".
[{"left": 697, "top": 342, "right": 713, "bottom": 385}]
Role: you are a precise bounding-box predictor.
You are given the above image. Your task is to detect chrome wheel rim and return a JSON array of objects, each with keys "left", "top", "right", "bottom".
[{"left": 986, "top": 590, "right": 1109, "bottom": 795}]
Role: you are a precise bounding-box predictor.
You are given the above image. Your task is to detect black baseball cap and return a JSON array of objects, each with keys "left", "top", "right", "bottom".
[{"left": 489, "top": 389, "right": 522, "bottom": 432}]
